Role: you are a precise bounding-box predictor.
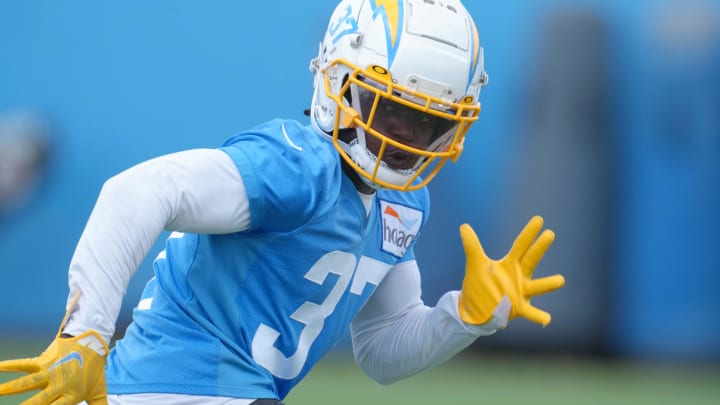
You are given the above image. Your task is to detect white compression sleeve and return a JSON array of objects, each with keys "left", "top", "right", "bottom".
[
  {"left": 62, "top": 149, "right": 250, "bottom": 343},
  {"left": 350, "top": 260, "right": 501, "bottom": 385}
]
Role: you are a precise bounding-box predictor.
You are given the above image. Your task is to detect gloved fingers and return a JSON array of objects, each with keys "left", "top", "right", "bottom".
[
  {"left": 0, "top": 371, "right": 48, "bottom": 396},
  {"left": 0, "top": 358, "right": 39, "bottom": 373},
  {"left": 520, "top": 229, "right": 555, "bottom": 277},
  {"left": 460, "top": 224, "right": 488, "bottom": 266},
  {"left": 525, "top": 274, "right": 566, "bottom": 296},
  {"left": 22, "top": 387, "right": 61, "bottom": 405},
  {"left": 517, "top": 303, "right": 552, "bottom": 327},
  {"left": 508, "top": 216, "right": 543, "bottom": 260}
]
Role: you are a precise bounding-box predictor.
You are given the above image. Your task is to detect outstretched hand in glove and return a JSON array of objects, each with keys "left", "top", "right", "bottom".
[{"left": 458, "top": 215, "right": 566, "bottom": 328}]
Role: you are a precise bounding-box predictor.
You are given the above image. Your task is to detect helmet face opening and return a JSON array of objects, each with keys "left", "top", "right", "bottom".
[
  {"left": 323, "top": 60, "right": 480, "bottom": 191},
  {"left": 354, "top": 77, "right": 457, "bottom": 171}
]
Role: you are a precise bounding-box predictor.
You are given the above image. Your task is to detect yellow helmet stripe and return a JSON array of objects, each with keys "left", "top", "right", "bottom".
[{"left": 370, "top": 0, "right": 404, "bottom": 67}]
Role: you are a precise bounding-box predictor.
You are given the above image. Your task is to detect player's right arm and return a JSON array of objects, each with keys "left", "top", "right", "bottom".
[
  {"left": 62, "top": 148, "right": 251, "bottom": 342},
  {"left": 0, "top": 148, "right": 252, "bottom": 404}
]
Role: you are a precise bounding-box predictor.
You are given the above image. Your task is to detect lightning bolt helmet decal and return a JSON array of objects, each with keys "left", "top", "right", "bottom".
[{"left": 369, "top": 0, "right": 404, "bottom": 68}]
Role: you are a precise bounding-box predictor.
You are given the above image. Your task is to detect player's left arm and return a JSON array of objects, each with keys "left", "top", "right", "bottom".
[
  {"left": 350, "top": 259, "right": 500, "bottom": 385},
  {"left": 350, "top": 216, "right": 565, "bottom": 385}
]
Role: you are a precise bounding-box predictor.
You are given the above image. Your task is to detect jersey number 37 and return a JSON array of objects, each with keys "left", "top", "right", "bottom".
[{"left": 251, "top": 251, "right": 391, "bottom": 379}]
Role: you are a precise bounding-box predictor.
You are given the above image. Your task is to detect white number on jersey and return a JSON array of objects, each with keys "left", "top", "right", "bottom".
[{"left": 251, "top": 251, "right": 391, "bottom": 379}]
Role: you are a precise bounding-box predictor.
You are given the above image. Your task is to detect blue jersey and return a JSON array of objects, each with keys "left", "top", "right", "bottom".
[{"left": 105, "top": 119, "right": 430, "bottom": 400}]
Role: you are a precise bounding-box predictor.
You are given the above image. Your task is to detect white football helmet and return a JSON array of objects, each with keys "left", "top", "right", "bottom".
[{"left": 310, "top": 0, "right": 488, "bottom": 191}]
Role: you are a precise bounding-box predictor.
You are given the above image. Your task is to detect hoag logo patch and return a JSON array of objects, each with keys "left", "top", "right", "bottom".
[{"left": 380, "top": 200, "right": 423, "bottom": 257}]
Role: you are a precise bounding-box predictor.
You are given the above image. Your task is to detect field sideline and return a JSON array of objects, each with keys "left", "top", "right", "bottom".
[{"left": 1, "top": 340, "right": 718, "bottom": 404}]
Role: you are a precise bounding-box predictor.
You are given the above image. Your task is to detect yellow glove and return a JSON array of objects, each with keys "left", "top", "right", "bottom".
[
  {"left": 458, "top": 216, "right": 565, "bottom": 327},
  {"left": 0, "top": 293, "right": 109, "bottom": 405},
  {"left": 0, "top": 330, "right": 108, "bottom": 405}
]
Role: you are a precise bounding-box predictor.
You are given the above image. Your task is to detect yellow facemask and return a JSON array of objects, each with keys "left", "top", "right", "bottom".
[{"left": 322, "top": 60, "right": 481, "bottom": 191}]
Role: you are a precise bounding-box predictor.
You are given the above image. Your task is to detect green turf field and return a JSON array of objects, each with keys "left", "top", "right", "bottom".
[
  {"left": 1, "top": 340, "right": 719, "bottom": 404},
  {"left": 287, "top": 353, "right": 720, "bottom": 405}
]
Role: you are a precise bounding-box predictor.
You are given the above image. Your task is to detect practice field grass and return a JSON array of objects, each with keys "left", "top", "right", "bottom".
[
  {"left": 1, "top": 340, "right": 719, "bottom": 404},
  {"left": 288, "top": 353, "right": 720, "bottom": 405}
]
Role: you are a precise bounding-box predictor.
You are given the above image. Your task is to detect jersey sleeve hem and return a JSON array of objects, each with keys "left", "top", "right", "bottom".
[{"left": 219, "top": 146, "right": 263, "bottom": 232}]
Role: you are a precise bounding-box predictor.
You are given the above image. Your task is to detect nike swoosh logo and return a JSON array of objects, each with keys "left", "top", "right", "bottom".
[
  {"left": 282, "top": 123, "right": 303, "bottom": 152},
  {"left": 49, "top": 352, "right": 83, "bottom": 370}
]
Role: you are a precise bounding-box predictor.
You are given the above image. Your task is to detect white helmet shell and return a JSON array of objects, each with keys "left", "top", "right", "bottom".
[{"left": 310, "top": 0, "right": 487, "bottom": 190}]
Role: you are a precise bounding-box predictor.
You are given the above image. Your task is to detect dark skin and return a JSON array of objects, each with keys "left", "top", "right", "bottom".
[
  {"left": 363, "top": 99, "right": 437, "bottom": 171},
  {"left": 342, "top": 102, "right": 438, "bottom": 195},
  {"left": 336, "top": 87, "right": 457, "bottom": 194}
]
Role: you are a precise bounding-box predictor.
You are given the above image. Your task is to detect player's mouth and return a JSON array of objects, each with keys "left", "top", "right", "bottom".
[{"left": 383, "top": 148, "right": 418, "bottom": 171}]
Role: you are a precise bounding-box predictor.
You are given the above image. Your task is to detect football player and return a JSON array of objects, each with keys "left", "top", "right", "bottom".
[{"left": 0, "top": 1, "right": 565, "bottom": 404}]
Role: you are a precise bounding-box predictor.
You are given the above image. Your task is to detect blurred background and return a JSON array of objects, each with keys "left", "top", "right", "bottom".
[{"left": 1, "top": 0, "right": 719, "bottom": 403}]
